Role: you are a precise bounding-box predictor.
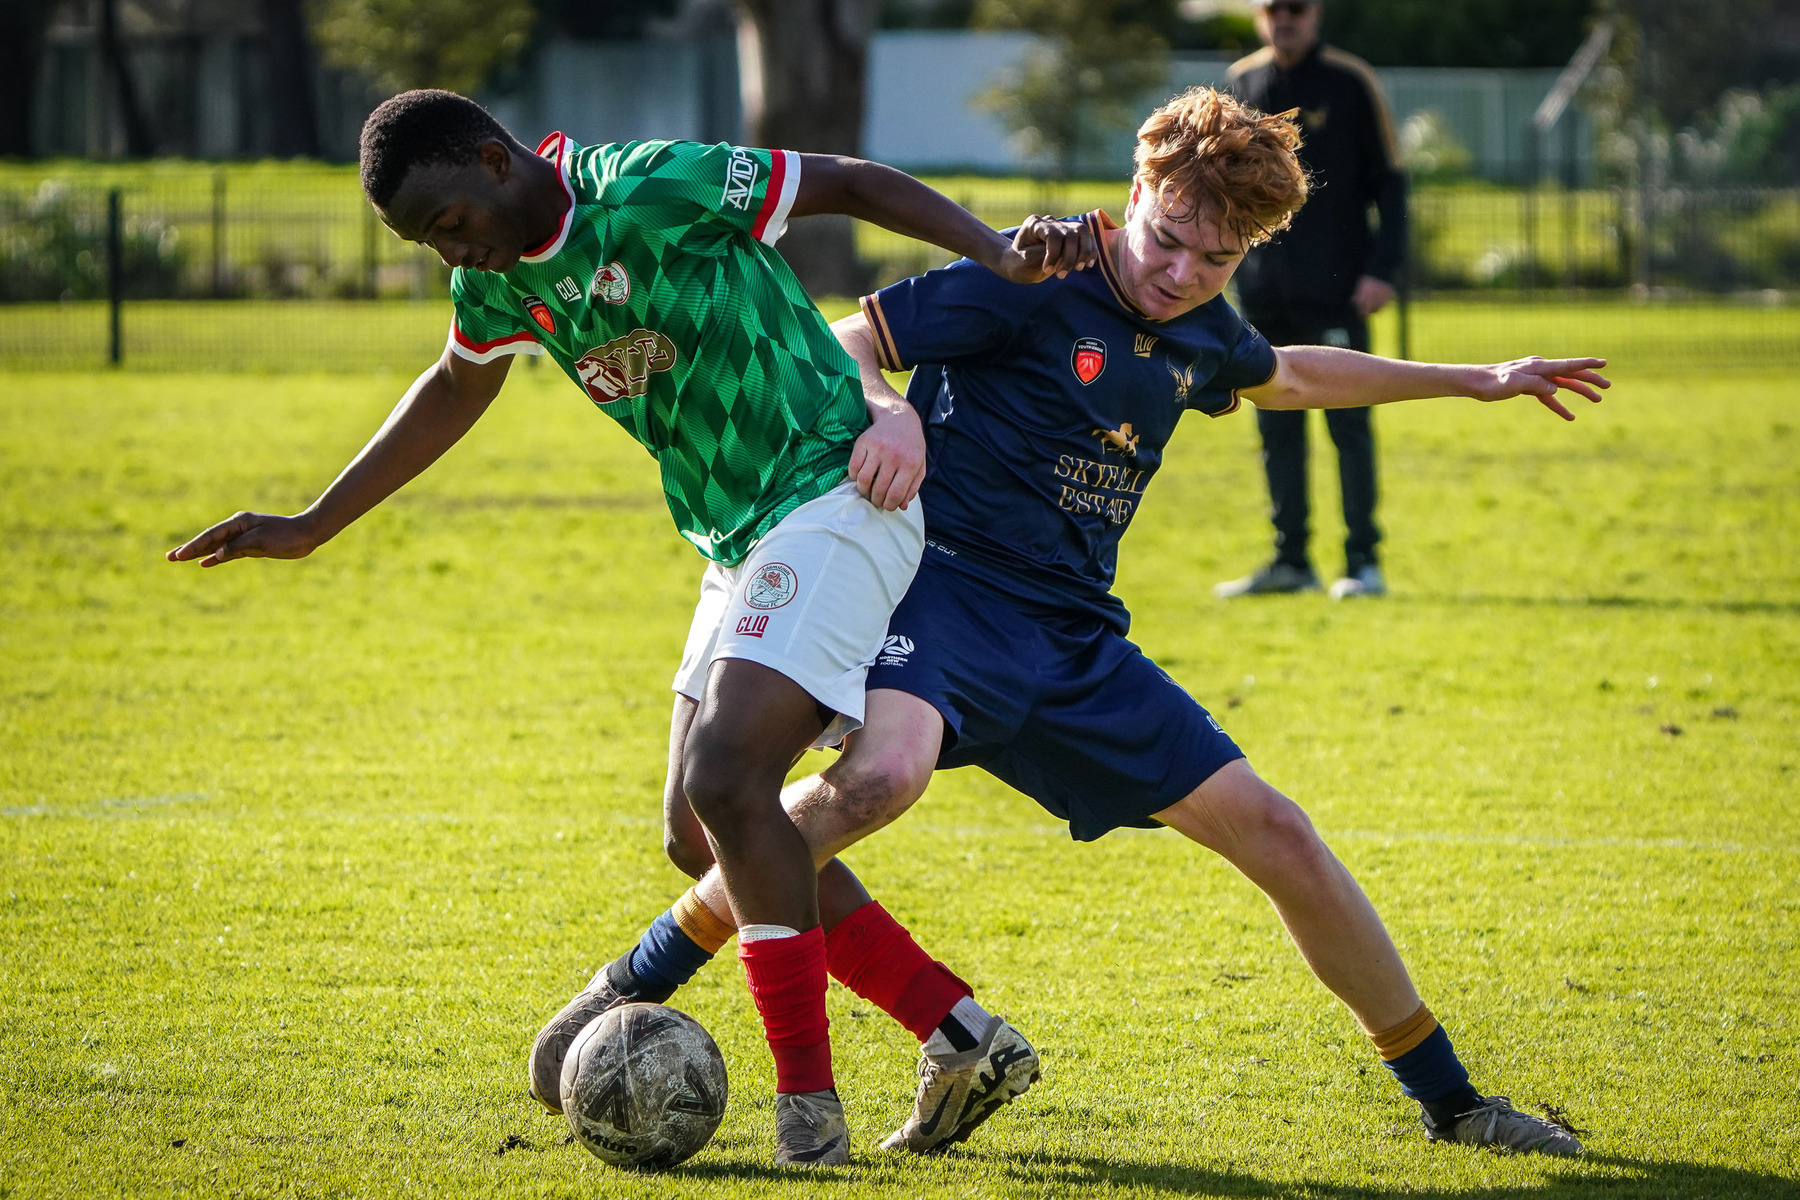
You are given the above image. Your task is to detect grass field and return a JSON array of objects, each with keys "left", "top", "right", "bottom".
[{"left": 2, "top": 311, "right": 1798, "bottom": 1197}]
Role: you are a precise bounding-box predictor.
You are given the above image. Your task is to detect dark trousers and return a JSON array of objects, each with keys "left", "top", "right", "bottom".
[{"left": 1250, "top": 313, "right": 1381, "bottom": 574}]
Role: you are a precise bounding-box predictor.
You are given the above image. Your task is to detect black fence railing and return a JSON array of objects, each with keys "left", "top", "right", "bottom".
[{"left": 3, "top": 169, "right": 1797, "bottom": 372}]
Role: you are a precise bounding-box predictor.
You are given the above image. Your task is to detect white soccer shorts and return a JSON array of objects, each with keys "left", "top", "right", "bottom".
[{"left": 673, "top": 481, "right": 925, "bottom": 748}]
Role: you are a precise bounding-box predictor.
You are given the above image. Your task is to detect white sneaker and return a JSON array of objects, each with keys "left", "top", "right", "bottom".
[
  {"left": 526, "top": 961, "right": 631, "bottom": 1113},
  {"left": 774, "top": 1089, "right": 850, "bottom": 1166},
  {"left": 881, "top": 1017, "right": 1040, "bottom": 1153},
  {"left": 1213, "top": 561, "right": 1322, "bottom": 599},
  {"left": 1425, "top": 1095, "right": 1586, "bottom": 1156},
  {"left": 1329, "top": 564, "right": 1387, "bottom": 600}
]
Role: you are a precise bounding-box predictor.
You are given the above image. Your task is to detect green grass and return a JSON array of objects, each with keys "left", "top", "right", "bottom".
[
  {"left": 2, "top": 313, "right": 1798, "bottom": 1196},
  {"left": 6, "top": 295, "right": 1796, "bottom": 374}
]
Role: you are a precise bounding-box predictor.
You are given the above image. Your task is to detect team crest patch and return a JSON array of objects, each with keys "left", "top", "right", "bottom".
[
  {"left": 521, "top": 294, "right": 556, "bottom": 335},
  {"left": 744, "top": 562, "right": 798, "bottom": 610},
  {"left": 574, "top": 328, "right": 679, "bottom": 403},
  {"left": 590, "top": 262, "right": 631, "bottom": 305},
  {"left": 1072, "top": 337, "right": 1106, "bottom": 385}
]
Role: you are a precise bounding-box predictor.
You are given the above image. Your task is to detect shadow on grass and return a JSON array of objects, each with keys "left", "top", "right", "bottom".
[
  {"left": 1414, "top": 593, "right": 1800, "bottom": 616},
  {"left": 949, "top": 1151, "right": 1797, "bottom": 1198},
  {"left": 629, "top": 1150, "right": 1798, "bottom": 1197}
]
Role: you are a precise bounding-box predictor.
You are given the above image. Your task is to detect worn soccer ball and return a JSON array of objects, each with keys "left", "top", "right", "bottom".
[{"left": 560, "top": 1002, "right": 729, "bottom": 1170}]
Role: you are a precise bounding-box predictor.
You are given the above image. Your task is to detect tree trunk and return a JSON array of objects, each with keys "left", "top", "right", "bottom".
[
  {"left": 735, "top": 0, "right": 877, "bottom": 297},
  {"left": 0, "top": 0, "right": 55, "bottom": 156},
  {"left": 98, "top": 0, "right": 155, "bottom": 156},
  {"left": 261, "top": 0, "right": 321, "bottom": 157}
]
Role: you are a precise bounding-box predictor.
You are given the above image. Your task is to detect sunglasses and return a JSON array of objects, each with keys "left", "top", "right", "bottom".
[{"left": 1263, "top": 1, "right": 1316, "bottom": 14}]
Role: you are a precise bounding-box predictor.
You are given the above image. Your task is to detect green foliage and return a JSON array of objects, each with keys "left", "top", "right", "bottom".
[
  {"left": 1396, "top": 110, "right": 1474, "bottom": 183},
  {"left": 308, "top": 0, "right": 536, "bottom": 95},
  {"left": 1677, "top": 86, "right": 1800, "bottom": 186},
  {"left": 974, "top": 0, "right": 1170, "bottom": 177},
  {"left": 2, "top": 337, "right": 1798, "bottom": 1195},
  {"left": 1320, "top": 0, "right": 1590, "bottom": 68},
  {"left": 0, "top": 182, "right": 185, "bottom": 302}
]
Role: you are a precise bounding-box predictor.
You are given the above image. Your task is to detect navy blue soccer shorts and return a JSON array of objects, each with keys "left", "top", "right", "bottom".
[{"left": 866, "top": 557, "right": 1246, "bottom": 841}]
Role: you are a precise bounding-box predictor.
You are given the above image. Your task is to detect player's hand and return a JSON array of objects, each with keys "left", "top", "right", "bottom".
[
  {"left": 995, "top": 215, "right": 1099, "bottom": 283},
  {"left": 165, "top": 511, "right": 322, "bottom": 568},
  {"left": 1351, "top": 274, "right": 1397, "bottom": 317},
  {"left": 1472, "top": 357, "right": 1610, "bottom": 420},
  {"left": 849, "top": 405, "right": 926, "bottom": 511}
]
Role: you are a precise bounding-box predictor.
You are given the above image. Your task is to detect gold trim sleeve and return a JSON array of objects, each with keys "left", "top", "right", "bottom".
[
  {"left": 1369, "top": 1002, "right": 1439, "bottom": 1061},
  {"left": 672, "top": 887, "right": 735, "bottom": 955}
]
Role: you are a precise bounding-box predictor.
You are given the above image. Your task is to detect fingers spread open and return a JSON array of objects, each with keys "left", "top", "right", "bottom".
[{"left": 1535, "top": 393, "right": 1576, "bottom": 421}]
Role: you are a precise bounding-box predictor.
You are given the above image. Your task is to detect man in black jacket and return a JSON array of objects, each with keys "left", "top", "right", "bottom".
[{"left": 1216, "top": 0, "right": 1407, "bottom": 600}]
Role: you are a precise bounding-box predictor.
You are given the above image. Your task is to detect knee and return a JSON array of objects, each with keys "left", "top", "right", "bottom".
[
  {"left": 1241, "top": 787, "right": 1331, "bottom": 875},
  {"left": 663, "top": 822, "right": 714, "bottom": 880},
  {"left": 815, "top": 747, "right": 929, "bottom": 833}
]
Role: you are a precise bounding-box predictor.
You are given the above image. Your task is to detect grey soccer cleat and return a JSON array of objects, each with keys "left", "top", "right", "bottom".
[
  {"left": 1329, "top": 564, "right": 1387, "bottom": 600},
  {"left": 527, "top": 960, "right": 633, "bottom": 1114},
  {"left": 881, "top": 1016, "right": 1041, "bottom": 1153},
  {"left": 774, "top": 1089, "right": 850, "bottom": 1166},
  {"left": 1213, "top": 561, "right": 1322, "bottom": 599},
  {"left": 1425, "top": 1095, "right": 1586, "bottom": 1156}
]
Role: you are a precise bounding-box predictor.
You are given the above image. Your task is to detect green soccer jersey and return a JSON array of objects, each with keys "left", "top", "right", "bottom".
[{"left": 448, "top": 133, "right": 869, "bottom": 565}]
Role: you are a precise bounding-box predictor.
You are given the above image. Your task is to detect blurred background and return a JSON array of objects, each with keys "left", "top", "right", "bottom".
[{"left": 2, "top": 0, "right": 1797, "bottom": 371}]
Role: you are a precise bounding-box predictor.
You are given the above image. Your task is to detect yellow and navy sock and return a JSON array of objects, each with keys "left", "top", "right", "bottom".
[
  {"left": 621, "top": 888, "right": 735, "bottom": 1000},
  {"left": 1370, "top": 1004, "right": 1482, "bottom": 1129}
]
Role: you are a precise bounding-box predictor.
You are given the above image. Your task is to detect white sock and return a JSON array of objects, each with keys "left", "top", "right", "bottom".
[
  {"left": 738, "top": 924, "right": 800, "bottom": 943},
  {"left": 922, "top": 995, "right": 994, "bottom": 1058}
]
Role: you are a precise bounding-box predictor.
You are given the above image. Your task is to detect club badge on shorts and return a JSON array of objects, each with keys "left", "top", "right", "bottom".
[
  {"left": 1072, "top": 337, "right": 1106, "bottom": 385},
  {"left": 744, "top": 562, "right": 798, "bottom": 610}
]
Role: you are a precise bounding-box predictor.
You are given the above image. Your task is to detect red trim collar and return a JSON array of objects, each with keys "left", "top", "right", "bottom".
[{"left": 521, "top": 132, "right": 575, "bottom": 262}]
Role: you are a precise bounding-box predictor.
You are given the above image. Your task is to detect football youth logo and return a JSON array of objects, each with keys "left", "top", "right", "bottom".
[
  {"left": 590, "top": 262, "right": 630, "bottom": 305},
  {"left": 1071, "top": 337, "right": 1106, "bottom": 385},
  {"left": 521, "top": 295, "right": 556, "bottom": 336},
  {"left": 744, "top": 562, "right": 798, "bottom": 610},
  {"left": 876, "top": 635, "right": 914, "bottom": 667}
]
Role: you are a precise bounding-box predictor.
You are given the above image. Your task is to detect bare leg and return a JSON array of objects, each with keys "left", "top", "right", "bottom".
[
  {"left": 1153, "top": 758, "right": 1421, "bottom": 1032},
  {"left": 693, "top": 689, "right": 943, "bottom": 927},
  {"left": 679, "top": 659, "right": 829, "bottom": 930}
]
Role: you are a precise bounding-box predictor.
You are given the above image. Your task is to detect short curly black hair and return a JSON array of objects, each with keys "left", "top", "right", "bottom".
[{"left": 360, "top": 90, "right": 512, "bottom": 209}]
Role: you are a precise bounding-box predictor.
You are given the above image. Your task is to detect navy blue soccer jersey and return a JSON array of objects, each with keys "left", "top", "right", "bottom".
[{"left": 860, "top": 210, "right": 1276, "bottom": 631}]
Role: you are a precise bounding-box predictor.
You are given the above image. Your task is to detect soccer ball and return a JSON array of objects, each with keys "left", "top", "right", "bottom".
[{"left": 560, "top": 1002, "right": 729, "bottom": 1170}]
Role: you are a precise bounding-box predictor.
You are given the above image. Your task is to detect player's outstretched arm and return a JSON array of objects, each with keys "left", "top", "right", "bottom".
[
  {"left": 790, "top": 155, "right": 1097, "bottom": 284},
  {"left": 1242, "top": 345, "right": 1609, "bottom": 420},
  {"left": 832, "top": 312, "right": 924, "bottom": 512},
  {"left": 165, "top": 350, "right": 512, "bottom": 568}
]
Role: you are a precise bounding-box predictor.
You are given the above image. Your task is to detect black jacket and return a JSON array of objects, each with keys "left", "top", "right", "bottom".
[{"left": 1227, "top": 42, "right": 1407, "bottom": 324}]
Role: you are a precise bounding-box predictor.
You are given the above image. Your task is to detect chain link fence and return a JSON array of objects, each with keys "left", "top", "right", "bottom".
[{"left": 3, "top": 166, "right": 1797, "bottom": 372}]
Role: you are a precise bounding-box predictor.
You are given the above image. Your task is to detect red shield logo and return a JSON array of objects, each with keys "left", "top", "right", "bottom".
[
  {"left": 522, "top": 294, "right": 556, "bottom": 335},
  {"left": 1072, "top": 337, "right": 1106, "bottom": 385}
]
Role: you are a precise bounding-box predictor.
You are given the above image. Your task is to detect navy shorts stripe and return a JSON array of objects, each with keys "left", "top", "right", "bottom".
[{"left": 869, "top": 556, "right": 1245, "bottom": 840}]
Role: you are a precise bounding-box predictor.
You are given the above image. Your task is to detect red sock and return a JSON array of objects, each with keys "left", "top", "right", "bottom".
[
  {"left": 825, "top": 901, "right": 972, "bottom": 1043},
  {"left": 739, "top": 927, "right": 833, "bottom": 1094}
]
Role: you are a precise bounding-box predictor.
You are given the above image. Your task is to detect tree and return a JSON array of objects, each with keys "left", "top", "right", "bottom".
[
  {"left": 735, "top": 0, "right": 881, "bottom": 296},
  {"left": 1319, "top": 0, "right": 1591, "bottom": 69},
  {"left": 264, "top": 0, "right": 323, "bottom": 157},
  {"left": 307, "top": 0, "right": 536, "bottom": 95},
  {"left": 974, "top": 0, "right": 1169, "bottom": 179}
]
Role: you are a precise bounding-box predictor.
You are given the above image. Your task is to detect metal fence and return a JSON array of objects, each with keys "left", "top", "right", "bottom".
[{"left": 3, "top": 167, "right": 1798, "bottom": 372}]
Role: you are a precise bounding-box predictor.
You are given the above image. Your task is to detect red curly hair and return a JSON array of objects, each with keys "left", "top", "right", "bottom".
[{"left": 1133, "top": 87, "right": 1309, "bottom": 245}]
